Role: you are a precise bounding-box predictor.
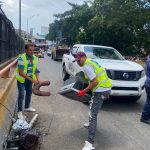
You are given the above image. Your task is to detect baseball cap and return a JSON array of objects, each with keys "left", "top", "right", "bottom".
[
  {"left": 75, "top": 52, "right": 86, "bottom": 61},
  {"left": 25, "top": 43, "right": 35, "bottom": 49}
]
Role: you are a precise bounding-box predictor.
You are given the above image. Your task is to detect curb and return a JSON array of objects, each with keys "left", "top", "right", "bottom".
[{"left": 0, "top": 74, "right": 15, "bottom": 103}]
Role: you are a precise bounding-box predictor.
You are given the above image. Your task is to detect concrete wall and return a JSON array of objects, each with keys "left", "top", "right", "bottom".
[{"left": 0, "top": 75, "right": 16, "bottom": 148}]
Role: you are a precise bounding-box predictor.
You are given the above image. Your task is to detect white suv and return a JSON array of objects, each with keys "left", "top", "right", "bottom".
[{"left": 62, "top": 44, "right": 146, "bottom": 101}]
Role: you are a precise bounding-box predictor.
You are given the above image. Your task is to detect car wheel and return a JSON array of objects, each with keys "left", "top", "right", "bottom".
[
  {"left": 83, "top": 101, "right": 90, "bottom": 104},
  {"left": 62, "top": 65, "right": 70, "bottom": 81}
]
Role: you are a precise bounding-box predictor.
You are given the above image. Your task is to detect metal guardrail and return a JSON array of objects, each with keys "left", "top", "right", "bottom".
[
  {"left": 0, "top": 8, "right": 24, "bottom": 64},
  {"left": 0, "top": 57, "right": 17, "bottom": 70},
  {"left": 0, "top": 59, "right": 17, "bottom": 78}
]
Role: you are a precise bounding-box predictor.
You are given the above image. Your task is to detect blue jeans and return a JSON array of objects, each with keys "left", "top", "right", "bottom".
[
  {"left": 17, "top": 79, "right": 32, "bottom": 112},
  {"left": 141, "top": 82, "right": 150, "bottom": 120}
]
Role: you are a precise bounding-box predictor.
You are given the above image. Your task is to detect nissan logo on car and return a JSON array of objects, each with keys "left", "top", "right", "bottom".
[{"left": 123, "top": 73, "right": 129, "bottom": 79}]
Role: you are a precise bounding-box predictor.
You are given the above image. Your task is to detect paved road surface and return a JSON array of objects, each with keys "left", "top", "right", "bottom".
[{"left": 13, "top": 54, "right": 150, "bottom": 150}]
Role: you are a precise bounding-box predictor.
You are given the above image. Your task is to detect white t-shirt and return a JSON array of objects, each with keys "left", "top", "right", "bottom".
[{"left": 83, "top": 64, "right": 111, "bottom": 92}]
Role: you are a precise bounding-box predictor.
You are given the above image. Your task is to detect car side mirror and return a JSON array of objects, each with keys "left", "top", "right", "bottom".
[
  {"left": 66, "top": 50, "right": 70, "bottom": 54},
  {"left": 72, "top": 54, "right": 76, "bottom": 57},
  {"left": 70, "top": 51, "right": 76, "bottom": 57}
]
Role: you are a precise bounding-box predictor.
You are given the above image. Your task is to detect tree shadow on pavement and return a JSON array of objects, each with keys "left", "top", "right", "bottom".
[{"left": 102, "top": 95, "right": 145, "bottom": 113}]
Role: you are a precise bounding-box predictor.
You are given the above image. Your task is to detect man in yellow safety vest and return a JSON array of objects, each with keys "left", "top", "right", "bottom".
[
  {"left": 75, "top": 52, "right": 112, "bottom": 150},
  {"left": 15, "top": 43, "right": 40, "bottom": 119}
]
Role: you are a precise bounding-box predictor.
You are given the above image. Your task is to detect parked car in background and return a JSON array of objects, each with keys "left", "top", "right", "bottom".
[
  {"left": 62, "top": 44, "right": 146, "bottom": 102},
  {"left": 33, "top": 47, "right": 44, "bottom": 58},
  {"left": 47, "top": 49, "right": 52, "bottom": 56}
]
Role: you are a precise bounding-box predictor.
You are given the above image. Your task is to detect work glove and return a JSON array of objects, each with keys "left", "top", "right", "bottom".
[{"left": 77, "top": 89, "right": 87, "bottom": 97}]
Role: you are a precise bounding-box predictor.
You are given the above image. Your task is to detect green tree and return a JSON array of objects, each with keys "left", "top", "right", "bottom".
[
  {"left": 87, "top": 0, "right": 150, "bottom": 55},
  {"left": 47, "top": 0, "right": 150, "bottom": 55},
  {"left": 47, "top": 2, "right": 94, "bottom": 45}
]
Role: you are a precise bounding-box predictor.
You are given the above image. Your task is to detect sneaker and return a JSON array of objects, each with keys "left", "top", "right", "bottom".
[
  {"left": 18, "top": 111, "right": 24, "bottom": 119},
  {"left": 140, "top": 118, "right": 150, "bottom": 124},
  {"left": 24, "top": 107, "right": 36, "bottom": 112},
  {"left": 84, "top": 122, "right": 89, "bottom": 129},
  {"left": 82, "top": 141, "right": 95, "bottom": 150}
]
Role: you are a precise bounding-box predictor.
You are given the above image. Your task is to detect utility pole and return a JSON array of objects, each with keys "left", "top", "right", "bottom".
[
  {"left": 19, "top": 0, "right": 21, "bottom": 37},
  {"left": 27, "top": 17, "right": 28, "bottom": 41},
  {"left": 27, "top": 14, "right": 39, "bottom": 42}
]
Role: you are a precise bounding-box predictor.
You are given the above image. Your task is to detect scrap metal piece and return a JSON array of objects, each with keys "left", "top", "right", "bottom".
[
  {"left": 12, "top": 118, "right": 29, "bottom": 131},
  {"left": 4, "top": 115, "right": 40, "bottom": 150},
  {"left": 3, "top": 129, "right": 39, "bottom": 150},
  {"left": 32, "top": 81, "right": 51, "bottom": 96},
  {"left": 12, "top": 114, "right": 38, "bottom": 132},
  {"left": 21, "top": 129, "right": 39, "bottom": 150},
  {"left": 59, "top": 85, "right": 91, "bottom": 102},
  {"left": 59, "top": 75, "right": 91, "bottom": 102}
]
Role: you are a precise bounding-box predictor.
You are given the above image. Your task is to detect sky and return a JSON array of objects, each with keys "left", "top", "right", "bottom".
[{"left": 2, "top": 0, "right": 84, "bottom": 34}]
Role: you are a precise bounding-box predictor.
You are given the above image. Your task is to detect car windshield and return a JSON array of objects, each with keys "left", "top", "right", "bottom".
[{"left": 84, "top": 46, "right": 124, "bottom": 60}]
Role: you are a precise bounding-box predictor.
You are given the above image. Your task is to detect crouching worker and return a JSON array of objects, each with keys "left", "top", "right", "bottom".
[
  {"left": 15, "top": 43, "right": 40, "bottom": 119},
  {"left": 75, "top": 52, "right": 112, "bottom": 150}
]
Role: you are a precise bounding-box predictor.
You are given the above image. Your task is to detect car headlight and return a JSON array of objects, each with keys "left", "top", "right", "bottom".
[{"left": 141, "top": 70, "right": 146, "bottom": 78}]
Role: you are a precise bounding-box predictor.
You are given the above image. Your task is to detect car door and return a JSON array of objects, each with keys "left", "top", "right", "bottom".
[{"left": 67, "top": 46, "right": 78, "bottom": 75}]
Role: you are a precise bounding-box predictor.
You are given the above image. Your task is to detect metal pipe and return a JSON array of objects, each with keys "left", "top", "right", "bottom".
[
  {"left": 19, "top": 0, "right": 21, "bottom": 36},
  {"left": 0, "top": 59, "right": 18, "bottom": 78},
  {"left": 29, "top": 114, "right": 38, "bottom": 128},
  {"left": 27, "top": 14, "right": 39, "bottom": 41},
  {"left": 27, "top": 17, "right": 29, "bottom": 41}
]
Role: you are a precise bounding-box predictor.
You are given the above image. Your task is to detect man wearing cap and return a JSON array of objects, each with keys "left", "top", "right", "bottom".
[
  {"left": 75, "top": 52, "right": 112, "bottom": 150},
  {"left": 141, "top": 55, "right": 150, "bottom": 124},
  {"left": 15, "top": 43, "right": 40, "bottom": 119}
]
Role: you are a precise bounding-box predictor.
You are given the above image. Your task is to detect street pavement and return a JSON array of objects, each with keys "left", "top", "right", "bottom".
[{"left": 12, "top": 54, "right": 150, "bottom": 150}]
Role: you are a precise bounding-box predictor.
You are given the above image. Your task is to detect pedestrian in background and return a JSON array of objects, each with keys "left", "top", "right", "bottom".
[
  {"left": 15, "top": 43, "right": 40, "bottom": 119},
  {"left": 75, "top": 52, "right": 112, "bottom": 150},
  {"left": 141, "top": 56, "right": 150, "bottom": 124}
]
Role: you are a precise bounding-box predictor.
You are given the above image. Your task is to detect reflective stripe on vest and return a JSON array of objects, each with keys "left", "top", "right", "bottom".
[
  {"left": 84, "top": 58, "right": 112, "bottom": 92},
  {"left": 15, "top": 53, "right": 38, "bottom": 83}
]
